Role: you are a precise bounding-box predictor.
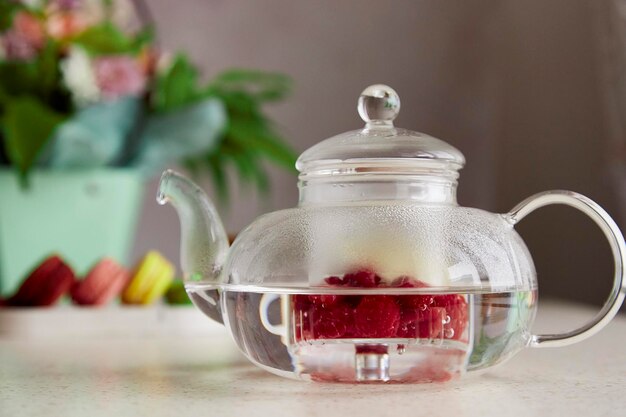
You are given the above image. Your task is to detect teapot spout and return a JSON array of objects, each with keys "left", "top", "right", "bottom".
[{"left": 157, "top": 170, "right": 229, "bottom": 322}]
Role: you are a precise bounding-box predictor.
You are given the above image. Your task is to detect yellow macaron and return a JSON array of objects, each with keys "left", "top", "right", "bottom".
[{"left": 122, "top": 251, "right": 175, "bottom": 305}]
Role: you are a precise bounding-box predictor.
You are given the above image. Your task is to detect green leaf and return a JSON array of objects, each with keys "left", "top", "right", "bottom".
[
  {"left": 152, "top": 55, "right": 200, "bottom": 112},
  {"left": 227, "top": 121, "right": 296, "bottom": 171},
  {"left": 0, "top": 62, "right": 40, "bottom": 97},
  {"left": 173, "top": 64, "right": 296, "bottom": 199},
  {"left": 133, "top": 98, "right": 226, "bottom": 176},
  {"left": 209, "top": 69, "right": 291, "bottom": 102},
  {"left": 224, "top": 146, "right": 270, "bottom": 194},
  {"left": 48, "top": 96, "right": 141, "bottom": 168},
  {"left": 213, "top": 90, "right": 258, "bottom": 117},
  {"left": 207, "top": 89, "right": 297, "bottom": 172},
  {"left": 36, "top": 41, "right": 61, "bottom": 99},
  {"left": 0, "top": 83, "right": 8, "bottom": 105},
  {"left": 241, "top": 154, "right": 270, "bottom": 194},
  {"left": 206, "top": 153, "right": 229, "bottom": 202},
  {"left": 0, "top": 41, "right": 69, "bottom": 111},
  {"left": 2, "top": 96, "right": 66, "bottom": 177},
  {"left": 133, "top": 27, "right": 155, "bottom": 49},
  {"left": 0, "top": 2, "right": 17, "bottom": 31},
  {"left": 73, "top": 22, "right": 147, "bottom": 55}
]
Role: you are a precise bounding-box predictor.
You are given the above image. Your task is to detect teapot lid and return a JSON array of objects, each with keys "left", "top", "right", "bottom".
[{"left": 296, "top": 84, "right": 466, "bottom": 176}]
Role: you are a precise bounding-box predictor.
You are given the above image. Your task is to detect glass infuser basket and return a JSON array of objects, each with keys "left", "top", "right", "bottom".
[{"left": 157, "top": 85, "right": 626, "bottom": 383}]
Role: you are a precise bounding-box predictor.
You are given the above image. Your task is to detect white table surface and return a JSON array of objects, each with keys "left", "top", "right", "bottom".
[{"left": 1, "top": 302, "right": 625, "bottom": 417}]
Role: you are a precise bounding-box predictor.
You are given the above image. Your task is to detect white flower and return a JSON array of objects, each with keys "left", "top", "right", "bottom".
[
  {"left": 79, "top": 0, "right": 138, "bottom": 31},
  {"left": 155, "top": 51, "right": 174, "bottom": 74},
  {"left": 110, "top": 0, "right": 138, "bottom": 32},
  {"left": 61, "top": 46, "right": 101, "bottom": 106},
  {"left": 80, "top": 0, "right": 106, "bottom": 24},
  {"left": 20, "top": 0, "right": 45, "bottom": 9}
]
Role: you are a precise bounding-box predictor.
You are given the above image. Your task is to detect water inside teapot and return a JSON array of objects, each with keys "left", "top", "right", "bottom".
[{"left": 188, "top": 284, "right": 536, "bottom": 383}]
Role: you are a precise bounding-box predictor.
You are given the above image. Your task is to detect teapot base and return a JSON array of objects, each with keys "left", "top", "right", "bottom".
[
  {"left": 189, "top": 285, "right": 536, "bottom": 383},
  {"left": 295, "top": 341, "right": 467, "bottom": 383}
]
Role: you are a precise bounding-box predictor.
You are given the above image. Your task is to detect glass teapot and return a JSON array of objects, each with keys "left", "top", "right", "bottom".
[{"left": 157, "top": 84, "right": 626, "bottom": 383}]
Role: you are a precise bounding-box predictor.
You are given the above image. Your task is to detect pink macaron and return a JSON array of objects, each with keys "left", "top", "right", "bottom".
[{"left": 71, "top": 258, "right": 130, "bottom": 306}]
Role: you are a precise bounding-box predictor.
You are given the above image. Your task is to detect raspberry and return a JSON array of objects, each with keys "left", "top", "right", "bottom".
[
  {"left": 397, "top": 309, "right": 419, "bottom": 338},
  {"left": 313, "top": 304, "right": 353, "bottom": 338},
  {"left": 354, "top": 296, "right": 400, "bottom": 337},
  {"left": 421, "top": 307, "right": 446, "bottom": 338},
  {"left": 313, "top": 312, "right": 347, "bottom": 338},
  {"left": 433, "top": 294, "right": 468, "bottom": 339},
  {"left": 399, "top": 294, "right": 434, "bottom": 310},
  {"left": 308, "top": 294, "right": 341, "bottom": 307},
  {"left": 324, "top": 276, "right": 344, "bottom": 286},
  {"left": 293, "top": 294, "right": 312, "bottom": 310},
  {"left": 397, "top": 306, "right": 445, "bottom": 338},
  {"left": 293, "top": 269, "right": 469, "bottom": 343},
  {"left": 296, "top": 302, "right": 354, "bottom": 339},
  {"left": 345, "top": 295, "right": 363, "bottom": 308},
  {"left": 397, "top": 295, "right": 468, "bottom": 340},
  {"left": 343, "top": 269, "right": 380, "bottom": 288}
]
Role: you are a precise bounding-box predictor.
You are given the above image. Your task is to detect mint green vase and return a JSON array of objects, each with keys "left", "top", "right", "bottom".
[{"left": 0, "top": 169, "right": 144, "bottom": 296}]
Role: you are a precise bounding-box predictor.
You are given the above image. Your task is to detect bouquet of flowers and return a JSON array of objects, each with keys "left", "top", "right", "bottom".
[{"left": 0, "top": 0, "right": 295, "bottom": 197}]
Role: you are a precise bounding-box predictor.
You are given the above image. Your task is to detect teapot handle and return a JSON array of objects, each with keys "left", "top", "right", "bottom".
[
  {"left": 505, "top": 190, "right": 626, "bottom": 348},
  {"left": 259, "top": 293, "right": 287, "bottom": 337}
]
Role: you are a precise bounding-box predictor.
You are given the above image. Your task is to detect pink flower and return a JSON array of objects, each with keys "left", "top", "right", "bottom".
[
  {"left": 93, "top": 56, "right": 147, "bottom": 99},
  {"left": 2, "top": 31, "right": 37, "bottom": 60},
  {"left": 51, "top": 0, "right": 82, "bottom": 10},
  {"left": 13, "top": 12, "right": 45, "bottom": 48},
  {"left": 46, "top": 12, "right": 89, "bottom": 40},
  {"left": 2, "top": 12, "right": 45, "bottom": 60}
]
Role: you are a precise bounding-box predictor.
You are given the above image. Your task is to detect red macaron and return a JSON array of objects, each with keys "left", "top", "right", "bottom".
[
  {"left": 7, "top": 255, "right": 76, "bottom": 307},
  {"left": 71, "top": 258, "right": 130, "bottom": 306}
]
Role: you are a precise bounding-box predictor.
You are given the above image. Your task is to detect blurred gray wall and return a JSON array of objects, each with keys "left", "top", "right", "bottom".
[{"left": 135, "top": 0, "right": 621, "bottom": 309}]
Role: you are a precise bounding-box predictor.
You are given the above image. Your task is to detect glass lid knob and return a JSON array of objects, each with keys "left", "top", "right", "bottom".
[{"left": 357, "top": 84, "right": 401, "bottom": 127}]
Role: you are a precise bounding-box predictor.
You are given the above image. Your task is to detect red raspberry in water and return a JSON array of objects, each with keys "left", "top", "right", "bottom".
[
  {"left": 294, "top": 295, "right": 353, "bottom": 340},
  {"left": 308, "top": 294, "right": 341, "bottom": 307},
  {"left": 399, "top": 294, "right": 434, "bottom": 310},
  {"left": 310, "top": 304, "right": 354, "bottom": 339},
  {"left": 343, "top": 269, "right": 380, "bottom": 288},
  {"left": 397, "top": 306, "right": 445, "bottom": 338},
  {"left": 421, "top": 307, "right": 446, "bottom": 338},
  {"left": 397, "top": 309, "right": 419, "bottom": 338},
  {"left": 294, "top": 269, "right": 469, "bottom": 343},
  {"left": 433, "top": 294, "right": 468, "bottom": 340},
  {"left": 354, "top": 296, "right": 400, "bottom": 337},
  {"left": 293, "top": 294, "right": 312, "bottom": 310},
  {"left": 313, "top": 313, "right": 347, "bottom": 338}
]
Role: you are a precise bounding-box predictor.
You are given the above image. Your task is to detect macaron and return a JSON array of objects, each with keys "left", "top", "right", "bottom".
[
  {"left": 165, "top": 280, "right": 192, "bottom": 305},
  {"left": 122, "top": 251, "right": 175, "bottom": 305},
  {"left": 7, "top": 255, "right": 75, "bottom": 307},
  {"left": 71, "top": 258, "right": 130, "bottom": 306}
]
